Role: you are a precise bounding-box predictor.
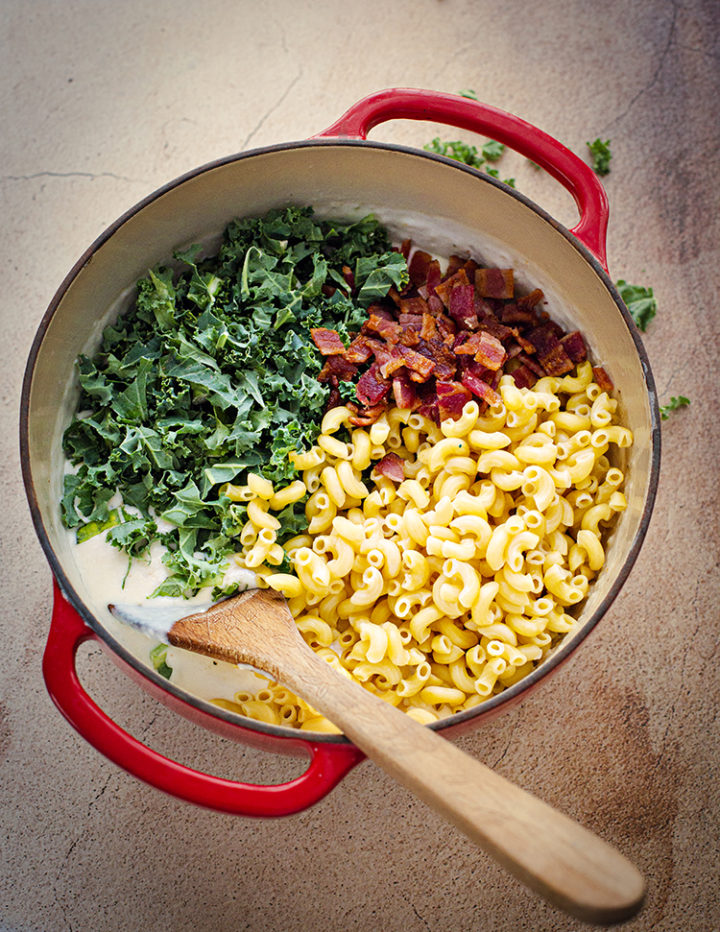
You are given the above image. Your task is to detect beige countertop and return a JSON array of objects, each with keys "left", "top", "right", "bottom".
[{"left": 2, "top": 1, "right": 719, "bottom": 929}]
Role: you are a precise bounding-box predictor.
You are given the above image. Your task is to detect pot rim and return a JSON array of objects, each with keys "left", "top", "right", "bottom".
[{"left": 20, "top": 136, "right": 662, "bottom": 745}]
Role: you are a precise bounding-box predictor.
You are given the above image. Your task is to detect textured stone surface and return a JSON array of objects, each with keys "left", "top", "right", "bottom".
[{"left": 2, "top": 1, "right": 719, "bottom": 929}]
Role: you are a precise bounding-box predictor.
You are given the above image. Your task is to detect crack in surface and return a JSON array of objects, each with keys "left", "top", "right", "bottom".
[
  {"left": 240, "top": 68, "right": 303, "bottom": 150},
  {"left": 603, "top": 0, "right": 679, "bottom": 132},
  {"left": 2, "top": 170, "right": 144, "bottom": 183}
]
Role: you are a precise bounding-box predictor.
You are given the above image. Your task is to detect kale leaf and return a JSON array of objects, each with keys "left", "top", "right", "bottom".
[
  {"left": 615, "top": 280, "right": 658, "bottom": 332},
  {"left": 587, "top": 138, "right": 612, "bottom": 176}
]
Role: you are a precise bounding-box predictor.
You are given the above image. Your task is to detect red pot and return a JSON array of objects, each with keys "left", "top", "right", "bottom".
[{"left": 21, "top": 88, "right": 661, "bottom": 816}]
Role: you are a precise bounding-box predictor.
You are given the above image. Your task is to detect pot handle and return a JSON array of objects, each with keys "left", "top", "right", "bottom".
[
  {"left": 315, "top": 88, "right": 609, "bottom": 270},
  {"left": 43, "top": 581, "right": 363, "bottom": 816}
]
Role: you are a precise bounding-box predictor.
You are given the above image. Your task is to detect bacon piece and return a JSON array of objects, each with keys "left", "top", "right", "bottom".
[
  {"left": 408, "top": 250, "right": 433, "bottom": 286},
  {"left": 472, "top": 331, "right": 507, "bottom": 371},
  {"left": 592, "top": 366, "right": 614, "bottom": 392},
  {"left": 341, "top": 265, "right": 355, "bottom": 293},
  {"left": 526, "top": 321, "right": 565, "bottom": 355},
  {"left": 318, "top": 355, "right": 358, "bottom": 383},
  {"left": 366, "top": 313, "right": 403, "bottom": 343},
  {"left": 448, "top": 284, "right": 479, "bottom": 330},
  {"left": 399, "top": 296, "right": 430, "bottom": 316},
  {"left": 454, "top": 331, "right": 484, "bottom": 355},
  {"left": 517, "top": 288, "right": 544, "bottom": 310},
  {"left": 539, "top": 343, "right": 574, "bottom": 376},
  {"left": 509, "top": 365, "right": 538, "bottom": 389},
  {"left": 325, "top": 386, "right": 342, "bottom": 410},
  {"left": 479, "top": 319, "right": 515, "bottom": 343},
  {"left": 348, "top": 401, "right": 387, "bottom": 426},
  {"left": 436, "top": 313, "right": 457, "bottom": 343},
  {"left": 343, "top": 335, "right": 374, "bottom": 364},
  {"left": 425, "top": 260, "right": 442, "bottom": 293},
  {"left": 416, "top": 338, "right": 457, "bottom": 381},
  {"left": 434, "top": 268, "right": 470, "bottom": 310},
  {"left": 420, "top": 313, "right": 438, "bottom": 341},
  {"left": 517, "top": 352, "right": 546, "bottom": 377},
  {"left": 417, "top": 401, "right": 440, "bottom": 423},
  {"left": 436, "top": 380, "right": 473, "bottom": 421},
  {"left": 460, "top": 371, "right": 501, "bottom": 405},
  {"left": 427, "top": 294, "right": 444, "bottom": 315},
  {"left": 392, "top": 371, "right": 419, "bottom": 410},
  {"left": 400, "top": 239, "right": 412, "bottom": 260},
  {"left": 500, "top": 303, "right": 536, "bottom": 325},
  {"left": 561, "top": 330, "right": 588, "bottom": 363},
  {"left": 375, "top": 452, "right": 405, "bottom": 482},
  {"left": 356, "top": 364, "right": 391, "bottom": 406},
  {"left": 311, "top": 327, "right": 346, "bottom": 356},
  {"left": 475, "top": 267, "right": 514, "bottom": 299},
  {"left": 515, "top": 333, "right": 537, "bottom": 355},
  {"left": 397, "top": 344, "right": 436, "bottom": 379},
  {"left": 377, "top": 348, "right": 406, "bottom": 379}
]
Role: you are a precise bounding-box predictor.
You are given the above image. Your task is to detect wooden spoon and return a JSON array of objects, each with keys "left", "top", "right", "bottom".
[{"left": 110, "top": 588, "right": 645, "bottom": 924}]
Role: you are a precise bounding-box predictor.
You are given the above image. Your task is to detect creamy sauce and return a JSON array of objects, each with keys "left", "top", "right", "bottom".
[{"left": 68, "top": 524, "right": 267, "bottom": 701}]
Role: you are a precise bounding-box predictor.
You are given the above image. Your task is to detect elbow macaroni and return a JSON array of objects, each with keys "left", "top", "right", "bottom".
[{"left": 211, "top": 365, "right": 631, "bottom": 731}]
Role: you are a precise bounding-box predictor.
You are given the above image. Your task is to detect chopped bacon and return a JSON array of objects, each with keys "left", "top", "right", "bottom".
[
  {"left": 341, "top": 265, "right": 355, "bottom": 293},
  {"left": 311, "top": 327, "right": 346, "bottom": 356},
  {"left": 479, "top": 318, "right": 515, "bottom": 343},
  {"left": 366, "top": 313, "right": 403, "bottom": 343},
  {"left": 399, "top": 296, "right": 430, "bottom": 316},
  {"left": 517, "top": 352, "right": 546, "bottom": 377},
  {"left": 473, "top": 331, "right": 507, "bottom": 371},
  {"left": 343, "top": 335, "right": 374, "bottom": 364},
  {"left": 475, "top": 268, "right": 514, "bottom": 299},
  {"left": 356, "top": 364, "right": 391, "bottom": 406},
  {"left": 434, "top": 268, "right": 470, "bottom": 310},
  {"left": 460, "top": 371, "right": 501, "bottom": 405},
  {"left": 448, "top": 284, "right": 479, "bottom": 330},
  {"left": 392, "top": 371, "right": 419, "bottom": 410},
  {"left": 539, "top": 343, "right": 574, "bottom": 376},
  {"left": 408, "top": 250, "right": 433, "bottom": 286},
  {"left": 375, "top": 452, "right": 405, "bottom": 482},
  {"left": 509, "top": 365, "right": 538, "bottom": 389},
  {"left": 397, "top": 344, "right": 436, "bottom": 379},
  {"left": 592, "top": 366, "right": 614, "bottom": 392},
  {"left": 500, "top": 303, "right": 536, "bottom": 325},
  {"left": 348, "top": 401, "right": 387, "bottom": 426},
  {"left": 318, "top": 355, "right": 358, "bottom": 383},
  {"left": 454, "top": 331, "right": 485, "bottom": 356},
  {"left": 517, "top": 288, "right": 544, "bottom": 310},
  {"left": 436, "top": 380, "right": 473, "bottom": 420},
  {"left": 420, "top": 313, "right": 438, "bottom": 341},
  {"left": 318, "top": 249, "right": 611, "bottom": 433},
  {"left": 561, "top": 330, "right": 588, "bottom": 363},
  {"left": 427, "top": 294, "right": 444, "bottom": 315},
  {"left": 376, "top": 346, "right": 408, "bottom": 379}
]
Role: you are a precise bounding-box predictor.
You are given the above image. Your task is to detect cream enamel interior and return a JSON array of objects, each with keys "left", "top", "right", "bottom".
[{"left": 25, "top": 142, "right": 657, "bottom": 735}]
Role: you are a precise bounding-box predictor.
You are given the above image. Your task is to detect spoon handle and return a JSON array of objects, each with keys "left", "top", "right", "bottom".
[{"left": 282, "top": 648, "right": 645, "bottom": 925}]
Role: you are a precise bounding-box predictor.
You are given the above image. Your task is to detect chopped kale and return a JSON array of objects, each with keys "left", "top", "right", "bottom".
[
  {"left": 615, "top": 280, "right": 658, "bottom": 332},
  {"left": 587, "top": 138, "right": 612, "bottom": 176},
  {"left": 62, "top": 206, "right": 406, "bottom": 594},
  {"left": 660, "top": 396, "right": 690, "bottom": 420}
]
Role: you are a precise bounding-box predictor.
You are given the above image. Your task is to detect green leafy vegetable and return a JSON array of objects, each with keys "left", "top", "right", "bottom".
[
  {"left": 149, "top": 643, "right": 173, "bottom": 679},
  {"left": 62, "top": 206, "right": 405, "bottom": 596},
  {"left": 587, "top": 138, "right": 612, "bottom": 176},
  {"left": 458, "top": 89, "right": 478, "bottom": 100},
  {"left": 660, "top": 396, "right": 690, "bottom": 420},
  {"left": 615, "top": 280, "right": 658, "bottom": 332},
  {"left": 424, "top": 137, "right": 512, "bottom": 185}
]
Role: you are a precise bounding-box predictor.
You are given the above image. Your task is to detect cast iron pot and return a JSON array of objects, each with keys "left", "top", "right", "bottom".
[{"left": 21, "top": 88, "right": 661, "bottom": 816}]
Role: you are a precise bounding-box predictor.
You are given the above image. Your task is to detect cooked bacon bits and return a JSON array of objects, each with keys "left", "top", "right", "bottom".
[
  {"left": 319, "top": 245, "right": 609, "bottom": 425},
  {"left": 311, "top": 327, "right": 346, "bottom": 355},
  {"left": 475, "top": 267, "right": 514, "bottom": 299},
  {"left": 375, "top": 452, "right": 405, "bottom": 482},
  {"left": 592, "top": 366, "right": 614, "bottom": 392}
]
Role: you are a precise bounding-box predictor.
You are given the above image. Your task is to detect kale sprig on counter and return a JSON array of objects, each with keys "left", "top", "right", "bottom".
[{"left": 61, "top": 206, "right": 408, "bottom": 596}]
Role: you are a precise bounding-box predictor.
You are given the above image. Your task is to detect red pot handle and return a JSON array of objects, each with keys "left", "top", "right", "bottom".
[
  {"left": 43, "top": 581, "right": 363, "bottom": 816},
  {"left": 315, "top": 88, "right": 609, "bottom": 270}
]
